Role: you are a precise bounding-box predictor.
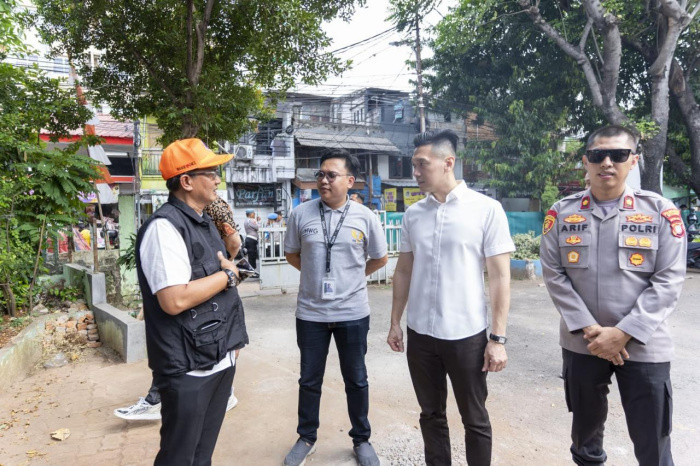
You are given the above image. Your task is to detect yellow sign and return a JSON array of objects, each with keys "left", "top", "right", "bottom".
[
  {"left": 403, "top": 187, "right": 426, "bottom": 207},
  {"left": 384, "top": 188, "right": 397, "bottom": 212}
]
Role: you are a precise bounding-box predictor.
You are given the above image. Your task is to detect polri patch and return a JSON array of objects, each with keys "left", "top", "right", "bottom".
[
  {"left": 543, "top": 210, "right": 557, "bottom": 235},
  {"left": 661, "top": 208, "right": 686, "bottom": 238}
]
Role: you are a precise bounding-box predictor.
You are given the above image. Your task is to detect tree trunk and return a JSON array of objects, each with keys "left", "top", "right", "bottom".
[
  {"left": 669, "top": 61, "right": 700, "bottom": 196},
  {"left": 1, "top": 283, "right": 17, "bottom": 318}
]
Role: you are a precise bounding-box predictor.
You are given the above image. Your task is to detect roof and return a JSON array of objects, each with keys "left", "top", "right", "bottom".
[
  {"left": 382, "top": 179, "right": 418, "bottom": 188},
  {"left": 295, "top": 130, "right": 400, "bottom": 154},
  {"left": 61, "top": 113, "right": 134, "bottom": 139}
]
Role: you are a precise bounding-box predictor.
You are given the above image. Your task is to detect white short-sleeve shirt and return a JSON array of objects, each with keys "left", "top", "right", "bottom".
[{"left": 401, "top": 181, "right": 515, "bottom": 340}]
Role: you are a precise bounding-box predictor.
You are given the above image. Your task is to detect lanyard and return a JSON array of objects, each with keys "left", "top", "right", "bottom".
[{"left": 319, "top": 200, "right": 351, "bottom": 275}]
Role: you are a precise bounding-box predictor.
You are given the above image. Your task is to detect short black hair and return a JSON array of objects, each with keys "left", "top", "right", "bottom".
[
  {"left": 320, "top": 150, "right": 361, "bottom": 178},
  {"left": 413, "top": 129, "right": 459, "bottom": 154},
  {"left": 586, "top": 125, "right": 639, "bottom": 152},
  {"left": 165, "top": 174, "right": 183, "bottom": 192},
  {"left": 353, "top": 192, "right": 365, "bottom": 203}
]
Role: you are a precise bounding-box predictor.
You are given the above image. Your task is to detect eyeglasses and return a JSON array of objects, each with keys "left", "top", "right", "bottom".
[
  {"left": 314, "top": 171, "right": 352, "bottom": 182},
  {"left": 586, "top": 149, "right": 632, "bottom": 164},
  {"left": 187, "top": 170, "right": 220, "bottom": 181}
]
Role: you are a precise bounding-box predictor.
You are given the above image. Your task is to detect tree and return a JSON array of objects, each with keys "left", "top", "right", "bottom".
[
  {"left": 1, "top": 0, "right": 100, "bottom": 316},
  {"left": 426, "top": 1, "right": 593, "bottom": 198},
  {"left": 428, "top": 1, "right": 700, "bottom": 197},
  {"left": 34, "top": 0, "right": 365, "bottom": 145},
  {"left": 515, "top": 0, "right": 700, "bottom": 195}
]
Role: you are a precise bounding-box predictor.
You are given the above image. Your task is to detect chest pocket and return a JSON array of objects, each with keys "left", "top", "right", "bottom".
[
  {"left": 559, "top": 231, "right": 591, "bottom": 269},
  {"left": 618, "top": 229, "right": 658, "bottom": 273}
]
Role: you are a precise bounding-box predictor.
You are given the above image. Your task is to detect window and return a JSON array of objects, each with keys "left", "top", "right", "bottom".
[
  {"left": 53, "top": 57, "right": 70, "bottom": 74},
  {"left": 389, "top": 156, "right": 412, "bottom": 179}
]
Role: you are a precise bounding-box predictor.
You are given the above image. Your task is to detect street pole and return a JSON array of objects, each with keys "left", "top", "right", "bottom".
[{"left": 414, "top": 9, "right": 426, "bottom": 133}]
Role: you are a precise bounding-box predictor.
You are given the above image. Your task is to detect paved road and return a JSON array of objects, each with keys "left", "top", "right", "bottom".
[{"left": 1, "top": 276, "right": 698, "bottom": 465}]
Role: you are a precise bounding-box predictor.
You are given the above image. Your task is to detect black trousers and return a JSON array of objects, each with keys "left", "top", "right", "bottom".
[
  {"left": 562, "top": 349, "right": 673, "bottom": 466},
  {"left": 153, "top": 365, "right": 235, "bottom": 466},
  {"left": 244, "top": 237, "right": 258, "bottom": 269},
  {"left": 407, "top": 328, "right": 492, "bottom": 466}
]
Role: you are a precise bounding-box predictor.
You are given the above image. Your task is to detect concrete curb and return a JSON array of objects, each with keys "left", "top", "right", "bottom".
[{"left": 0, "top": 316, "right": 48, "bottom": 392}]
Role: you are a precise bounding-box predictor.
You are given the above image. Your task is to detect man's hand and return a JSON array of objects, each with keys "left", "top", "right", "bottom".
[
  {"left": 235, "top": 349, "right": 240, "bottom": 360},
  {"left": 586, "top": 326, "right": 631, "bottom": 362},
  {"left": 218, "top": 251, "right": 239, "bottom": 277},
  {"left": 482, "top": 341, "right": 507, "bottom": 372},
  {"left": 387, "top": 324, "right": 404, "bottom": 353}
]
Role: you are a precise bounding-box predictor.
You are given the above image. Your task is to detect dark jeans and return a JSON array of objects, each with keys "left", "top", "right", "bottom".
[
  {"left": 407, "top": 328, "right": 492, "bottom": 466},
  {"left": 153, "top": 366, "right": 235, "bottom": 466},
  {"left": 296, "top": 316, "right": 371, "bottom": 445},
  {"left": 562, "top": 349, "right": 673, "bottom": 466},
  {"left": 244, "top": 237, "right": 258, "bottom": 269}
]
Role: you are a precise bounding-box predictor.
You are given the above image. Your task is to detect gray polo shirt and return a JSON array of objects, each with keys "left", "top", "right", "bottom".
[{"left": 285, "top": 198, "right": 387, "bottom": 322}]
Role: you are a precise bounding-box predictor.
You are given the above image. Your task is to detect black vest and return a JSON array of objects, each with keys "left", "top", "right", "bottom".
[{"left": 135, "top": 195, "right": 248, "bottom": 376}]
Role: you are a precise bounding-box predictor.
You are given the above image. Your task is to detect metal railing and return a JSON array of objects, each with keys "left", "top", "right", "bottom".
[
  {"left": 141, "top": 150, "right": 162, "bottom": 176},
  {"left": 258, "top": 227, "right": 287, "bottom": 262}
]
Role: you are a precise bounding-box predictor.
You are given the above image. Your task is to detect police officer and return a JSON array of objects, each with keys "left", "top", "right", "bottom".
[{"left": 540, "top": 125, "right": 686, "bottom": 466}]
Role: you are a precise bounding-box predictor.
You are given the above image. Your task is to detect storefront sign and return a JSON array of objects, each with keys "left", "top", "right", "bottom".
[
  {"left": 403, "top": 187, "right": 426, "bottom": 207},
  {"left": 234, "top": 184, "right": 276, "bottom": 207},
  {"left": 384, "top": 188, "right": 397, "bottom": 212}
]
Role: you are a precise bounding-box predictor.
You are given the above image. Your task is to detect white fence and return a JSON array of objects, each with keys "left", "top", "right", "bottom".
[{"left": 256, "top": 212, "right": 401, "bottom": 289}]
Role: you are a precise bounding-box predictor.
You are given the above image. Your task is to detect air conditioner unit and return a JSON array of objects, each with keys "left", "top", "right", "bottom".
[{"left": 234, "top": 144, "right": 254, "bottom": 160}]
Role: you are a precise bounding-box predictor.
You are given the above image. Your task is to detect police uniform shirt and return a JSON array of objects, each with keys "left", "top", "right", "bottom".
[{"left": 539, "top": 185, "right": 687, "bottom": 363}]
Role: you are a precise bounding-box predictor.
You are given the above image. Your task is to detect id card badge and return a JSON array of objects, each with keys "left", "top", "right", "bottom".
[{"left": 321, "top": 278, "right": 336, "bottom": 300}]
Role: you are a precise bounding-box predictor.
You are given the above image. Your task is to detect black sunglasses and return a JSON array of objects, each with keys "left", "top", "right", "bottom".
[
  {"left": 314, "top": 171, "right": 352, "bottom": 182},
  {"left": 586, "top": 149, "right": 632, "bottom": 164}
]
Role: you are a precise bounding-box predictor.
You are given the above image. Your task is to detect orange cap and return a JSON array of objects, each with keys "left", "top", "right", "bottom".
[{"left": 159, "top": 138, "right": 233, "bottom": 180}]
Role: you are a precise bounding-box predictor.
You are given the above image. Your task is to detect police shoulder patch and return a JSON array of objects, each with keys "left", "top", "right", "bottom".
[{"left": 543, "top": 209, "right": 557, "bottom": 235}]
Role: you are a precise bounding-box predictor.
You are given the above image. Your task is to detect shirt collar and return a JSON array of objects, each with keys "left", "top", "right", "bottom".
[
  {"left": 320, "top": 196, "right": 350, "bottom": 212},
  {"left": 427, "top": 180, "right": 469, "bottom": 204}
]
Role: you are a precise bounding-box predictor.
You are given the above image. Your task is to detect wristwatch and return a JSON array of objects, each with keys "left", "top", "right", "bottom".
[
  {"left": 223, "top": 269, "right": 240, "bottom": 289},
  {"left": 489, "top": 333, "right": 507, "bottom": 345}
]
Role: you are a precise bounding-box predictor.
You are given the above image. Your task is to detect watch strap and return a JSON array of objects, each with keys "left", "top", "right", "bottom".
[{"left": 489, "top": 333, "right": 507, "bottom": 345}]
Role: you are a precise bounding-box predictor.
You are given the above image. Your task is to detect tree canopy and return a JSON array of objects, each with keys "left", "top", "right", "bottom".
[
  {"left": 34, "top": 0, "right": 365, "bottom": 145},
  {"left": 427, "top": 0, "right": 700, "bottom": 197}
]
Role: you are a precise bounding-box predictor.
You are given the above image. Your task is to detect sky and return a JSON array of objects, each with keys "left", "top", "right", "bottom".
[{"left": 291, "top": 0, "right": 456, "bottom": 96}]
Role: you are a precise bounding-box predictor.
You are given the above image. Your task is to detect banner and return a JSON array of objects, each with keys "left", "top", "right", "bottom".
[
  {"left": 403, "top": 187, "right": 426, "bottom": 207},
  {"left": 384, "top": 188, "right": 397, "bottom": 212}
]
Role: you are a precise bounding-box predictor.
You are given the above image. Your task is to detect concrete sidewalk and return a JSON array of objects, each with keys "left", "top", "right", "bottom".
[{"left": 1, "top": 279, "right": 699, "bottom": 465}]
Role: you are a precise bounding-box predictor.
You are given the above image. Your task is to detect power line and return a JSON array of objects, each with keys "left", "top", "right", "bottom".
[{"left": 329, "top": 27, "right": 398, "bottom": 54}]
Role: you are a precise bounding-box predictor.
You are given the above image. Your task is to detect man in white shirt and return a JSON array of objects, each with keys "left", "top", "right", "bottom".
[
  {"left": 387, "top": 129, "right": 515, "bottom": 465},
  {"left": 135, "top": 138, "right": 248, "bottom": 465}
]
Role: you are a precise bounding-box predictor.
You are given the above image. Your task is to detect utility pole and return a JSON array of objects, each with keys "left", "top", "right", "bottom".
[{"left": 414, "top": 7, "right": 426, "bottom": 133}]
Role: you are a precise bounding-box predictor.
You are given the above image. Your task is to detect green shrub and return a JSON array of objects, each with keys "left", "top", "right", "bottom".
[{"left": 512, "top": 231, "right": 541, "bottom": 260}]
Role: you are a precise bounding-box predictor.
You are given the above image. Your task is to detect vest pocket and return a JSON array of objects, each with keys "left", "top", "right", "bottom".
[{"left": 180, "top": 300, "right": 228, "bottom": 371}]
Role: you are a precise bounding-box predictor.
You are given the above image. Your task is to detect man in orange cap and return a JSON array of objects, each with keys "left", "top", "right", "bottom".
[{"left": 135, "top": 138, "right": 248, "bottom": 465}]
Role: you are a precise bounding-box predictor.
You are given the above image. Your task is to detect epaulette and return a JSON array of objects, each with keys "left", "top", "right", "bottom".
[
  {"left": 632, "top": 188, "right": 665, "bottom": 200},
  {"left": 559, "top": 191, "right": 586, "bottom": 203}
]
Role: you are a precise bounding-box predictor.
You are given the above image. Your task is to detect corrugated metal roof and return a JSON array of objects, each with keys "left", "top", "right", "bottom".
[
  {"left": 382, "top": 179, "right": 419, "bottom": 188},
  {"left": 295, "top": 130, "right": 400, "bottom": 153}
]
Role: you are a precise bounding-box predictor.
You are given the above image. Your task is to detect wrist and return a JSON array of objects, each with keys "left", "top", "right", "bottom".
[{"left": 489, "top": 333, "right": 507, "bottom": 345}]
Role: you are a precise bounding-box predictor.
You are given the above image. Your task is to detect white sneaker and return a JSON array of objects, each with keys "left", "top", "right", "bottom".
[
  {"left": 226, "top": 392, "right": 238, "bottom": 411},
  {"left": 114, "top": 397, "right": 161, "bottom": 420}
]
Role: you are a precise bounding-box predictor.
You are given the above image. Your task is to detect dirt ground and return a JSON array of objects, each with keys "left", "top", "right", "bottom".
[{"left": 0, "top": 276, "right": 698, "bottom": 465}]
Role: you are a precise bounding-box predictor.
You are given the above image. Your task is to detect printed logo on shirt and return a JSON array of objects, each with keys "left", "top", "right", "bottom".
[
  {"left": 629, "top": 253, "right": 645, "bottom": 267},
  {"left": 563, "top": 214, "right": 586, "bottom": 224},
  {"left": 301, "top": 227, "right": 319, "bottom": 237},
  {"left": 351, "top": 229, "right": 365, "bottom": 244},
  {"left": 567, "top": 251, "right": 580, "bottom": 264}
]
